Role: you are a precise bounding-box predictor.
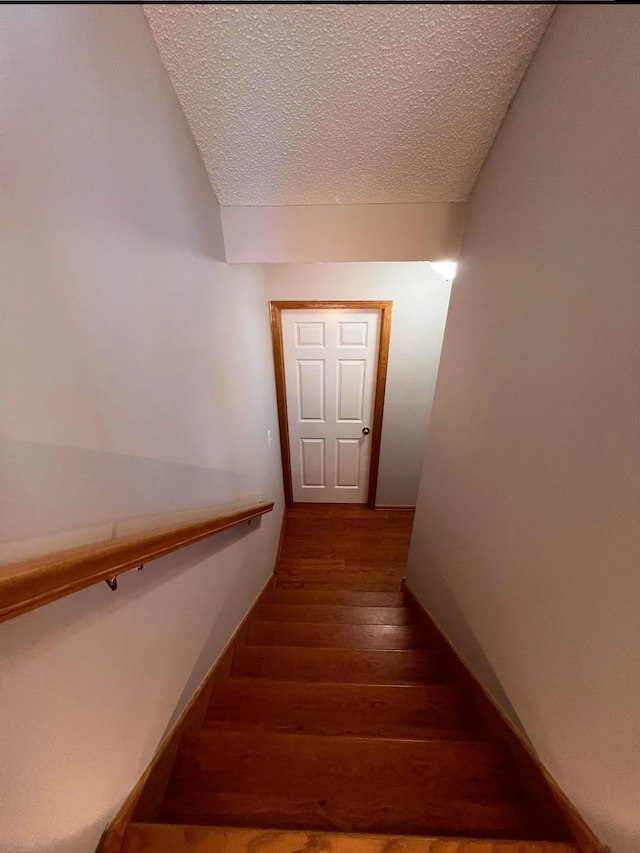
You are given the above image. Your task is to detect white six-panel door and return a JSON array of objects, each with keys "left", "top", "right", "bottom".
[{"left": 282, "top": 309, "right": 380, "bottom": 503}]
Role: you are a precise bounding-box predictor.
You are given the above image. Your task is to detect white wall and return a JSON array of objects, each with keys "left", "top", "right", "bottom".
[
  {"left": 0, "top": 6, "right": 283, "bottom": 853},
  {"left": 406, "top": 7, "right": 640, "bottom": 852},
  {"left": 222, "top": 203, "right": 465, "bottom": 264},
  {"left": 267, "top": 263, "right": 451, "bottom": 506}
]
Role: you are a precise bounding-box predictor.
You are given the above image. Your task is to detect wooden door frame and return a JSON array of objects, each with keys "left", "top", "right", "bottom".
[{"left": 269, "top": 300, "right": 393, "bottom": 509}]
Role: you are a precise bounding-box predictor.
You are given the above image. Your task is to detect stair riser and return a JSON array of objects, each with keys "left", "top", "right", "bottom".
[
  {"left": 230, "top": 647, "right": 448, "bottom": 684},
  {"left": 204, "top": 680, "right": 477, "bottom": 739},
  {"left": 160, "top": 791, "right": 543, "bottom": 839},
  {"left": 169, "top": 731, "right": 519, "bottom": 801}
]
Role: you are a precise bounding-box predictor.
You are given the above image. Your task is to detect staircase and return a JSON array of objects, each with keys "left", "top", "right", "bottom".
[{"left": 119, "top": 507, "right": 579, "bottom": 853}]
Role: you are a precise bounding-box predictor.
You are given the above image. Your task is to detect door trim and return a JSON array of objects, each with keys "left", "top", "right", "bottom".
[{"left": 269, "top": 301, "right": 393, "bottom": 509}]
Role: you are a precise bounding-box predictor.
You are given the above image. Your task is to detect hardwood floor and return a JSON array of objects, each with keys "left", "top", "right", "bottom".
[
  {"left": 122, "top": 825, "right": 579, "bottom": 853},
  {"left": 203, "top": 680, "right": 479, "bottom": 738},
  {"left": 230, "top": 645, "right": 447, "bottom": 684},
  {"left": 278, "top": 505, "right": 414, "bottom": 579},
  {"left": 123, "top": 505, "right": 577, "bottom": 852}
]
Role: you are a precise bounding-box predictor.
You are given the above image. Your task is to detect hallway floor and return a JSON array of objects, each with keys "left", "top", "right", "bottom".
[{"left": 277, "top": 504, "right": 415, "bottom": 589}]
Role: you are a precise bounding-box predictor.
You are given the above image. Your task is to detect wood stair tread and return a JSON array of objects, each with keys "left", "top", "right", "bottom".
[
  {"left": 276, "top": 581, "right": 401, "bottom": 592},
  {"left": 204, "top": 678, "right": 479, "bottom": 738},
  {"left": 230, "top": 646, "right": 448, "bottom": 684},
  {"left": 267, "top": 589, "right": 408, "bottom": 607},
  {"left": 254, "top": 602, "right": 419, "bottom": 624},
  {"left": 246, "top": 621, "right": 431, "bottom": 650},
  {"left": 276, "top": 571, "right": 401, "bottom": 591},
  {"left": 277, "top": 562, "right": 404, "bottom": 573},
  {"left": 122, "top": 823, "right": 580, "bottom": 853},
  {"left": 107, "top": 508, "right": 581, "bottom": 853}
]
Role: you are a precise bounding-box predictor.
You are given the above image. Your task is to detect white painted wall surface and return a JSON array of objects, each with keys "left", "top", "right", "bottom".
[
  {"left": 222, "top": 203, "right": 466, "bottom": 264},
  {"left": 0, "top": 6, "right": 283, "bottom": 853},
  {"left": 406, "top": 7, "right": 640, "bottom": 852},
  {"left": 267, "top": 263, "right": 451, "bottom": 506}
]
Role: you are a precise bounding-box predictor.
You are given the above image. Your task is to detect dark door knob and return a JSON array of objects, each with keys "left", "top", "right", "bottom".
[{"left": 362, "top": 427, "right": 370, "bottom": 435}]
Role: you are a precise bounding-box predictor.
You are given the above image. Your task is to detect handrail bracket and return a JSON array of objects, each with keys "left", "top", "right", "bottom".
[{"left": 105, "top": 564, "right": 144, "bottom": 592}]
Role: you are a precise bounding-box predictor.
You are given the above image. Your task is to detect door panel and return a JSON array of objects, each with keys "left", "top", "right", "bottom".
[
  {"left": 338, "top": 321, "right": 369, "bottom": 347},
  {"left": 337, "top": 360, "right": 366, "bottom": 422},
  {"left": 336, "top": 439, "right": 361, "bottom": 488},
  {"left": 297, "top": 360, "right": 325, "bottom": 421},
  {"left": 300, "top": 439, "right": 325, "bottom": 487},
  {"left": 282, "top": 309, "right": 380, "bottom": 503},
  {"left": 296, "top": 322, "right": 325, "bottom": 347}
]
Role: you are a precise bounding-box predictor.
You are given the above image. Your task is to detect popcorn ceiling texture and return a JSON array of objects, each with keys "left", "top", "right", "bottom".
[{"left": 144, "top": 4, "right": 554, "bottom": 206}]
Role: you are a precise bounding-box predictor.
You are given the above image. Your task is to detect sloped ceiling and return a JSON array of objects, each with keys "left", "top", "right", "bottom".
[{"left": 144, "top": 4, "right": 554, "bottom": 206}]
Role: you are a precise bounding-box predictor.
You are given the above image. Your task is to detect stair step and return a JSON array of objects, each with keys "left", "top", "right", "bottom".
[
  {"left": 280, "top": 531, "right": 410, "bottom": 562},
  {"left": 267, "top": 589, "right": 407, "bottom": 607},
  {"left": 230, "top": 646, "right": 447, "bottom": 684},
  {"left": 204, "top": 679, "right": 478, "bottom": 738},
  {"left": 246, "top": 621, "right": 430, "bottom": 650},
  {"left": 167, "top": 729, "right": 517, "bottom": 800},
  {"left": 278, "top": 561, "right": 403, "bottom": 575},
  {"left": 255, "top": 602, "right": 418, "bottom": 625},
  {"left": 162, "top": 791, "right": 556, "bottom": 849},
  {"left": 286, "top": 503, "right": 412, "bottom": 518},
  {"left": 119, "top": 507, "right": 578, "bottom": 852},
  {"left": 278, "top": 557, "right": 347, "bottom": 568},
  {"left": 122, "top": 823, "right": 580, "bottom": 853},
  {"left": 159, "top": 791, "right": 557, "bottom": 839},
  {"left": 161, "top": 730, "right": 550, "bottom": 838},
  {"left": 276, "top": 566, "right": 401, "bottom": 592}
]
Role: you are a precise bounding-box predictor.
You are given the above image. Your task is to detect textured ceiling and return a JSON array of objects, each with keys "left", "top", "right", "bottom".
[{"left": 144, "top": 4, "right": 554, "bottom": 206}]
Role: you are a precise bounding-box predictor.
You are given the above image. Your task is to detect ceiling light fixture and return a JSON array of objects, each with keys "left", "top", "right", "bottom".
[{"left": 431, "top": 261, "right": 457, "bottom": 282}]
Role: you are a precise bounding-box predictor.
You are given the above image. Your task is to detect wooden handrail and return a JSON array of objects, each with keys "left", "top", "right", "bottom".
[{"left": 0, "top": 501, "right": 274, "bottom": 624}]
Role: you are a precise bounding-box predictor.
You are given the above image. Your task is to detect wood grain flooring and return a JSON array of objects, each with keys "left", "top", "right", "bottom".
[
  {"left": 160, "top": 792, "right": 545, "bottom": 839},
  {"left": 204, "top": 680, "right": 478, "bottom": 738},
  {"left": 278, "top": 505, "right": 414, "bottom": 577},
  {"left": 276, "top": 564, "right": 401, "bottom": 591},
  {"left": 255, "top": 602, "right": 419, "bottom": 624},
  {"left": 122, "top": 824, "right": 579, "bottom": 853},
  {"left": 266, "top": 589, "right": 407, "bottom": 606},
  {"left": 246, "top": 620, "right": 430, "bottom": 649},
  {"left": 165, "top": 730, "right": 520, "bottom": 800},
  {"left": 230, "top": 646, "right": 447, "bottom": 684},
  {"left": 132, "top": 506, "right": 576, "bottom": 851}
]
